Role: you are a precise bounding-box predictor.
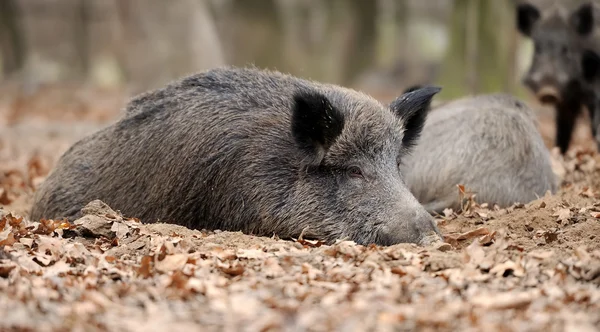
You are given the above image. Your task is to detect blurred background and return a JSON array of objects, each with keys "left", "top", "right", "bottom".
[{"left": 0, "top": 0, "right": 531, "bottom": 102}]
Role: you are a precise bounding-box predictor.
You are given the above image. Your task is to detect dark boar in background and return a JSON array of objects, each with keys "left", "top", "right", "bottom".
[
  {"left": 30, "top": 67, "right": 442, "bottom": 246},
  {"left": 516, "top": 1, "right": 599, "bottom": 154},
  {"left": 581, "top": 48, "right": 600, "bottom": 148},
  {"left": 400, "top": 93, "right": 558, "bottom": 213}
]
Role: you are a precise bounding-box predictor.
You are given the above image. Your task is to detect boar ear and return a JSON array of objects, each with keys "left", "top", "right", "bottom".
[
  {"left": 516, "top": 3, "right": 540, "bottom": 37},
  {"left": 291, "top": 90, "right": 345, "bottom": 162},
  {"left": 570, "top": 2, "right": 594, "bottom": 36},
  {"left": 582, "top": 49, "right": 600, "bottom": 82},
  {"left": 390, "top": 86, "right": 441, "bottom": 150}
]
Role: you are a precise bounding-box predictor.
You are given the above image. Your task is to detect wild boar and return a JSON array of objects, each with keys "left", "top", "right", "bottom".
[
  {"left": 399, "top": 93, "right": 558, "bottom": 213},
  {"left": 516, "top": 0, "right": 599, "bottom": 153},
  {"left": 30, "top": 67, "right": 442, "bottom": 246}
]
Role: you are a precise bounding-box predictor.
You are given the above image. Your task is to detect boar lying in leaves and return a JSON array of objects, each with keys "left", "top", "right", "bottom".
[
  {"left": 400, "top": 92, "right": 558, "bottom": 213},
  {"left": 516, "top": 1, "right": 600, "bottom": 153},
  {"left": 30, "top": 67, "right": 443, "bottom": 246}
]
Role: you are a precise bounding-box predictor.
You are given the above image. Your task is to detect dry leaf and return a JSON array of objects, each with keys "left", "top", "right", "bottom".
[
  {"left": 553, "top": 208, "right": 572, "bottom": 223},
  {"left": 219, "top": 263, "right": 245, "bottom": 276},
  {"left": 465, "top": 240, "right": 485, "bottom": 265},
  {"left": 457, "top": 227, "right": 490, "bottom": 241},
  {"left": 155, "top": 254, "right": 188, "bottom": 273},
  {"left": 471, "top": 291, "right": 537, "bottom": 309},
  {"left": 528, "top": 250, "right": 554, "bottom": 260},
  {"left": 0, "top": 228, "right": 16, "bottom": 246},
  {"left": 137, "top": 255, "right": 153, "bottom": 278},
  {"left": 490, "top": 260, "right": 524, "bottom": 277},
  {"left": 580, "top": 187, "right": 595, "bottom": 198}
]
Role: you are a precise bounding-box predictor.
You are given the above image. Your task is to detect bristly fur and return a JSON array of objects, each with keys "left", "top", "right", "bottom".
[
  {"left": 30, "top": 66, "right": 442, "bottom": 246},
  {"left": 400, "top": 93, "right": 558, "bottom": 214}
]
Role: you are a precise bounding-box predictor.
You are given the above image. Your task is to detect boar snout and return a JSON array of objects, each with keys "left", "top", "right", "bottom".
[
  {"left": 377, "top": 209, "right": 442, "bottom": 246},
  {"left": 536, "top": 86, "right": 561, "bottom": 105},
  {"left": 523, "top": 73, "right": 562, "bottom": 105}
]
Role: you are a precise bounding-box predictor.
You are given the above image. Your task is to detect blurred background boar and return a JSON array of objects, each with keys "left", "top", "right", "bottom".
[
  {"left": 400, "top": 93, "right": 558, "bottom": 213},
  {"left": 581, "top": 48, "right": 600, "bottom": 144},
  {"left": 515, "top": 0, "right": 600, "bottom": 153},
  {"left": 30, "top": 68, "right": 443, "bottom": 246}
]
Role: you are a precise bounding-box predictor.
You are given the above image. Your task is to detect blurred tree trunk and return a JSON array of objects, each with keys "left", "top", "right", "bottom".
[
  {"left": 436, "top": 0, "right": 513, "bottom": 99},
  {"left": 227, "top": 0, "right": 284, "bottom": 70},
  {"left": 375, "top": 0, "right": 407, "bottom": 68},
  {"left": 340, "top": 0, "right": 377, "bottom": 84},
  {"left": 0, "top": 0, "right": 26, "bottom": 78},
  {"left": 73, "top": 0, "right": 91, "bottom": 76},
  {"left": 114, "top": 0, "right": 224, "bottom": 93}
]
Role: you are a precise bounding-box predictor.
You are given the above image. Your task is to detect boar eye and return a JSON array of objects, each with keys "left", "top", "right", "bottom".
[{"left": 347, "top": 166, "right": 364, "bottom": 178}]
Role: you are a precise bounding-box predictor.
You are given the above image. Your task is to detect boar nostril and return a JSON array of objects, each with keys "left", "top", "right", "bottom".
[{"left": 536, "top": 86, "right": 561, "bottom": 105}]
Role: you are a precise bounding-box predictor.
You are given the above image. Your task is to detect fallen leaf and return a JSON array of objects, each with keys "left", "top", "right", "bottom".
[
  {"left": 0, "top": 228, "right": 16, "bottom": 246},
  {"left": 237, "top": 249, "right": 266, "bottom": 260},
  {"left": 471, "top": 291, "right": 536, "bottom": 309},
  {"left": 553, "top": 208, "right": 572, "bottom": 223},
  {"left": 0, "top": 188, "right": 11, "bottom": 205},
  {"left": 17, "top": 255, "right": 42, "bottom": 274},
  {"left": 528, "top": 250, "right": 554, "bottom": 260},
  {"left": 478, "top": 231, "right": 496, "bottom": 245},
  {"left": 219, "top": 263, "right": 245, "bottom": 276},
  {"left": 490, "top": 260, "right": 524, "bottom": 277},
  {"left": 465, "top": 240, "right": 485, "bottom": 266},
  {"left": 457, "top": 227, "right": 490, "bottom": 241},
  {"left": 155, "top": 254, "right": 188, "bottom": 273},
  {"left": 43, "top": 259, "right": 71, "bottom": 277},
  {"left": 580, "top": 187, "right": 595, "bottom": 198},
  {"left": 137, "top": 255, "right": 153, "bottom": 278}
]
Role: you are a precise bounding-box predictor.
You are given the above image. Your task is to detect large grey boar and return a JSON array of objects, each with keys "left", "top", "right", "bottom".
[
  {"left": 399, "top": 93, "right": 558, "bottom": 213},
  {"left": 30, "top": 67, "right": 442, "bottom": 246},
  {"left": 516, "top": 0, "right": 600, "bottom": 154}
]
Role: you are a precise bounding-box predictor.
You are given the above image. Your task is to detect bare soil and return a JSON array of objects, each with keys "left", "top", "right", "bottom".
[{"left": 0, "top": 85, "right": 599, "bottom": 331}]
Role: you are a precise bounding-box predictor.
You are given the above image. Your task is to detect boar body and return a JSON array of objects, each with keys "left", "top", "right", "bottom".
[
  {"left": 30, "top": 67, "right": 441, "bottom": 246},
  {"left": 400, "top": 94, "right": 558, "bottom": 213}
]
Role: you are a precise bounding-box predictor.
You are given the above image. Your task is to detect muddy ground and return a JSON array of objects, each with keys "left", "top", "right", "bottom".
[{"left": 0, "top": 84, "right": 599, "bottom": 331}]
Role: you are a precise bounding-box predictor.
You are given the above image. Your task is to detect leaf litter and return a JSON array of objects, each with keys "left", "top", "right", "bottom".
[{"left": 1, "top": 101, "right": 600, "bottom": 331}]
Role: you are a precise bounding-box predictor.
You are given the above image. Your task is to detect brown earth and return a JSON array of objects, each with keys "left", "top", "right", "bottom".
[{"left": 0, "top": 84, "right": 599, "bottom": 331}]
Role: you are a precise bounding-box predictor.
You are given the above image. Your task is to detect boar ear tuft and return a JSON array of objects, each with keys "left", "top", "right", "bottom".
[
  {"left": 516, "top": 3, "right": 540, "bottom": 37},
  {"left": 582, "top": 49, "right": 600, "bottom": 82},
  {"left": 571, "top": 2, "right": 594, "bottom": 36},
  {"left": 291, "top": 90, "right": 345, "bottom": 162},
  {"left": 390, "top": 86, "right": 441, "bottom": 150}
]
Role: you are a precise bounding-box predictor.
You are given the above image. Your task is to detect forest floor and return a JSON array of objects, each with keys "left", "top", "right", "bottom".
[{"left": 0, "top": 83, "right": 599, "bottom": 331}]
